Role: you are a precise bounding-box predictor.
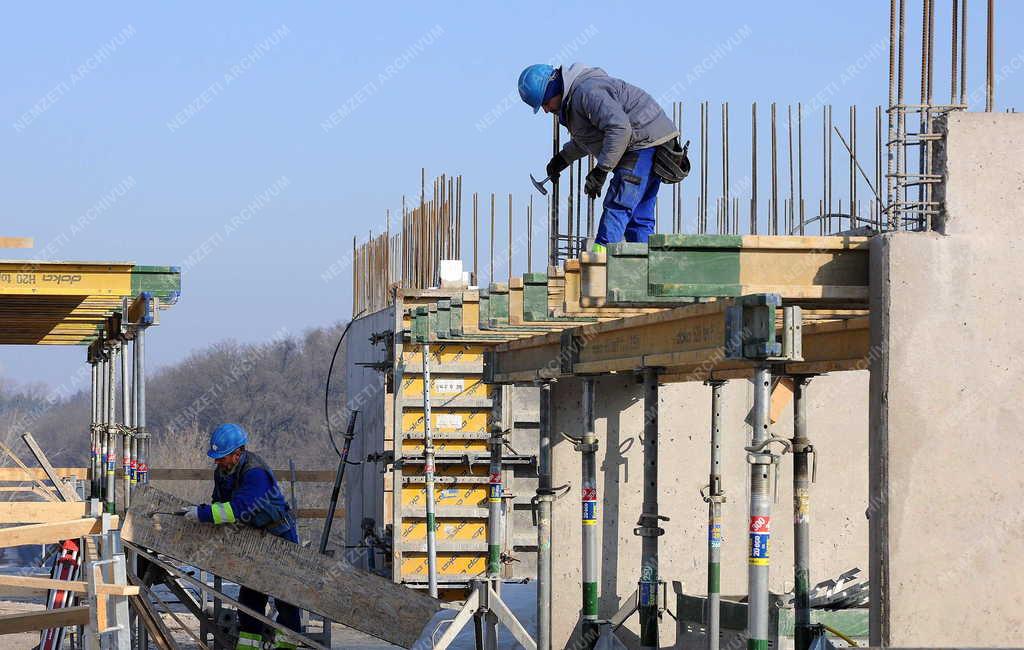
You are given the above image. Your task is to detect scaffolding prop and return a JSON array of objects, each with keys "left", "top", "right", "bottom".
[{"left": 701, "top": 379, "right": 727, "bottom": 650}]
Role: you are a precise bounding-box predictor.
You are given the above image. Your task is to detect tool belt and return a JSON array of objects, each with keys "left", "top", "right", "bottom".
[{"left": 653, "top": 137, "right": 690, "bottom": 184}]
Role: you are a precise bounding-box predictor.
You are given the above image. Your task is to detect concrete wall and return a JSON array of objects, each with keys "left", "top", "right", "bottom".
[
  {"left": 550, "top": 370, "right": 869, "bottom": 649},
  {"left": 869, "top": 112, "right": 1024, "bottom": 646}
]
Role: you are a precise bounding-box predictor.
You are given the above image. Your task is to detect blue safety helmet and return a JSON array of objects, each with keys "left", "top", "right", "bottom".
[
  {"left": 518, "top": 64, "right": 557, "bottom": 113},
  {"left": 208, "top": 423, "right": 248, "bottom": 459}
]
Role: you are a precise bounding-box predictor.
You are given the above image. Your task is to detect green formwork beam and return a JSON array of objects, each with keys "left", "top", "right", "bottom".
[
  {"left": 606, "top": 242, "right": 699, "bottom": 305},
  {"left": 478, "top": 289, "right": 490, "bottom": 330},
  {"left": 450, "top": 296, "right": 464, "bottom": 336},
  {"left": 435, "top": 300, "right": 452, "bottom": 339},
  {"left": 522, "top": 273, "right": 550, "bottom": 321},
  {"left": 130, "top": 265, "right": 181, "bottom": 301},
  {"left": 411, "top": 306, "right": 429, "bottom": 344},
  {"left": 487, "top": 283, "right": 509, "bottom": 325},
  {"left": 647, "top": 234, "right": 743, "bottom": 297}
]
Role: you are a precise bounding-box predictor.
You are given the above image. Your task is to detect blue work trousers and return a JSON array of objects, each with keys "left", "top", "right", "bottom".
[{"left": 594, "top": 147, "right": 661, "bottom": 245}]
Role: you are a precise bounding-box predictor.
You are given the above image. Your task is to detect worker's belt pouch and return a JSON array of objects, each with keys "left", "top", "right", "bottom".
[
  {"left": 616, "top": 151, "right": 642, "bottom": 184},
  {"left": 653, "top": 138, "right": 690, "bottom": 184}
]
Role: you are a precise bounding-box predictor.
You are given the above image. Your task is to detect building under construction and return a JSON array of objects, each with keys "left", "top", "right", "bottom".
[{"left": 0, "top": 1, "right": 1021, "bottom": 649}]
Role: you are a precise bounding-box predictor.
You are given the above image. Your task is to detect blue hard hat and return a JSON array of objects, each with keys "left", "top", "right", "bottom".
[
  {"left": 208, "top": 423, "right": 248, "bottom": 459},
  {"left": 518, "top": 64, "right": 556, "bottom": 113}
]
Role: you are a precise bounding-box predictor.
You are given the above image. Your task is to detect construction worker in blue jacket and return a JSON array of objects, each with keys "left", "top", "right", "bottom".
[
  {"left": 183, "top": 423, "right": 301, "bottom": 650},
  {"left": 518, "top": 63, "right": 689, "bottom": 251}
]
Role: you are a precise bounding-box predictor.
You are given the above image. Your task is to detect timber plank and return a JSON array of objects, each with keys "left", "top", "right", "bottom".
[
  {"left": 0, "top": 517, "right": 113, "bottom": 547},
  {"left": 0, "top": 501, "right": 88, "bottom": 523},
  {"left": 0, "top": 605, "right": 90, "bottom": 635},
  {"left": 22, "top": 433, "right": 80, "bottom": 501},
  {"left": 0, "top": 574, "right": 139, "bottom": 596},
  {"left": 123, "top": 486, "right": 440, "bottom": 648}
]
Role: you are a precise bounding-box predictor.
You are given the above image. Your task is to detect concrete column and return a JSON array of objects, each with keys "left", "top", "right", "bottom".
[{"left": 870, "top": 112, "right": 1024, "bottom": 645}]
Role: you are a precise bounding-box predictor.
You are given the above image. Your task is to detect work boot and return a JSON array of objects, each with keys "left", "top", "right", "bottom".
[
  {"left": 235, "top": 631, "right": 262, "bottom": 649},
  {"left": 273, "top": 631, "right": 298, "bottom": 649}
]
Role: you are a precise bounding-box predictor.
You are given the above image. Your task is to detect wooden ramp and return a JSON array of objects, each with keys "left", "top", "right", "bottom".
[{"left": 122, "top": 486, "right": 441, "bottom": 648}]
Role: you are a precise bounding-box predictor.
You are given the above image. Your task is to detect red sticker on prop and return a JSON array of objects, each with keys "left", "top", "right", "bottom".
[{"left": 749, "top": 516, "right": 771, "bottom": 533}]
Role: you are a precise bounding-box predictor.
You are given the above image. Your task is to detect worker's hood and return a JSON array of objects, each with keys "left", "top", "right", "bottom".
[{"left": 560, "top": 63, "right": 605, "bottom": 110}]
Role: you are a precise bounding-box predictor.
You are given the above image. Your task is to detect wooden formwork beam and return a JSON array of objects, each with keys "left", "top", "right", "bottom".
[
  {"left": 123, "top": 486, "right": 440, "bottom": 648},
  {"left": 485, "top": 297, "right": 870, "bottom": 384}
]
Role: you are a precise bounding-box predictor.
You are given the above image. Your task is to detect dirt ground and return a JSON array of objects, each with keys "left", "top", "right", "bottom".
[{"left": 0, "top": 599, "right": 399, "bottom": 649}]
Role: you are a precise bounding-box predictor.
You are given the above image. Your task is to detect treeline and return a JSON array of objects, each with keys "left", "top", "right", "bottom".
[{"left": 0, "top": 322, "right": 354, "bottom": 543}]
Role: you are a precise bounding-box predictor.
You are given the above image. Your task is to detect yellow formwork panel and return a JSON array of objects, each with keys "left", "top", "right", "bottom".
[
  {"left": 401, "top": 409, "right": 488, "bottom": 433},
  {"left": 401, "top": 376, "right": 489, "bottom": 400},
  {"left": 401, "top": 553, "right": 486, "bottom": 578},
  {"left": 400, "top": 519, "right": 487, "bottom": 543},
  {"left": 401, "top": 439, "right": 488, "bottom": 454},
  {"left": 0, "top": 264, "right": 133, "bottom": 296},
  {"left": 401, "top": 485, "right": 487, "bottom": 509},
  {"left": 401, "top": 343, "right": 485, "bottom": 366}
]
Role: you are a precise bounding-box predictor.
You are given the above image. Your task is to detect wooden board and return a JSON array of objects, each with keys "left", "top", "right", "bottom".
[
  {"left": 0, "top": 467, "right": 335, "bottom": 482},
  {"left": 0, "top": 237, "right": 33, "bottom": 249},
  {"left": 0, "top": 574, "right": 138, "bottom": 596},
  {"left": 22, "top": 433, "right": 80, "bottom": 502},
  {"left": 0, "top": 517, "right": 113, "bottom": 547},
  {"left": 0, "top": 605, "right": 90, "bottom": 635},
  {"left": 122, "top": 485, "right": 440, "bottom": 648},
  {"left": 0, "top": 501, "right": 88, "bottom": 523}
]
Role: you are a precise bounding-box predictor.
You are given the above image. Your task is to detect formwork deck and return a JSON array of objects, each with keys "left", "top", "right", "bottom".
[{"left": 0, "top": 261, "right": 180, "bottom": 344}]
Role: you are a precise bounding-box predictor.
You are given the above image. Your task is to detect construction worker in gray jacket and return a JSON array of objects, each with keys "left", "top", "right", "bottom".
[{"left": 518, "top": 62, "right": 689, "bottom": 251}]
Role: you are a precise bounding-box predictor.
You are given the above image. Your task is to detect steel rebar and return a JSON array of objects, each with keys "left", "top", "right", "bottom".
[
  {"left": 986, "top": 0, "right": 994, "bottom": 111},
  {"left": 751, "top": 102, "right": 758, "bottom": 234}
]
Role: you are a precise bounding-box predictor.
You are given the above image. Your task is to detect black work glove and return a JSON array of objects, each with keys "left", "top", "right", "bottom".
[
  {"left": 545, "top": 152, "right": 570, "bottom": 179},
  {"left": 584, "top": 166, "right": 609, "bottom": 199}
]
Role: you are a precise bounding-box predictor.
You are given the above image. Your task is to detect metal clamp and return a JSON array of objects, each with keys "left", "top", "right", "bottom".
[
  {"left": 699, "top": 484, "right": 727, "bottom": 504},
  {"left": 530, "top": 484, "right": 572, "bottom": 526},
  {"left": 634, "top": 512, "right": 669, "bottom": 538},
  {"left": 745, "top": 437, "right": 792, "bottom": 503}
]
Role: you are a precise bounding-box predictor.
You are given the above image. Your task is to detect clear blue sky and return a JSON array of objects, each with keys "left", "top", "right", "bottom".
[{"left": 2, "top": 1, "right": 1021, "bottom": 388}]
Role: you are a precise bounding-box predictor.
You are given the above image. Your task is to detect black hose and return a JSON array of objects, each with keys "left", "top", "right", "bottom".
[{"left": 325, "top": 312, "right": 364, "bottom": 457}]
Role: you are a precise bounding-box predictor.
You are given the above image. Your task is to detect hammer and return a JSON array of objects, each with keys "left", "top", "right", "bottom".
[{"left": 530, "top": 173, "right": 553, "bottom": 196}]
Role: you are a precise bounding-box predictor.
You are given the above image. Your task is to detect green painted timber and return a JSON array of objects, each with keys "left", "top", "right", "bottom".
[
  {"left": 521, "top": 273, "right": 591, "bottom": 322},
  {"left": 412, "top": 307, "right": 428, "bottom": 344},
  {"left": 522, "top": 273, "right": 549, "bottom": 321},
  {"left": 435, "top": 300, "right": 452, "bottom": 339},
  {"left": 648, "top": 234, "right": 743, "bottom": 297},
  {"left": 606, "top": 242, "right": 699, "bottom": 305},
  {"left": 487, "top": 283, "right": 509, "bottom": 325},
  {"left": 130, "top": 265, "right": 181, "bottom": 300},
  {"left": 450, "top": 296, "right": 464, "bottom": 337},
  {"left": 478, "top": 289, "right": 490, "bottom": 330}
]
